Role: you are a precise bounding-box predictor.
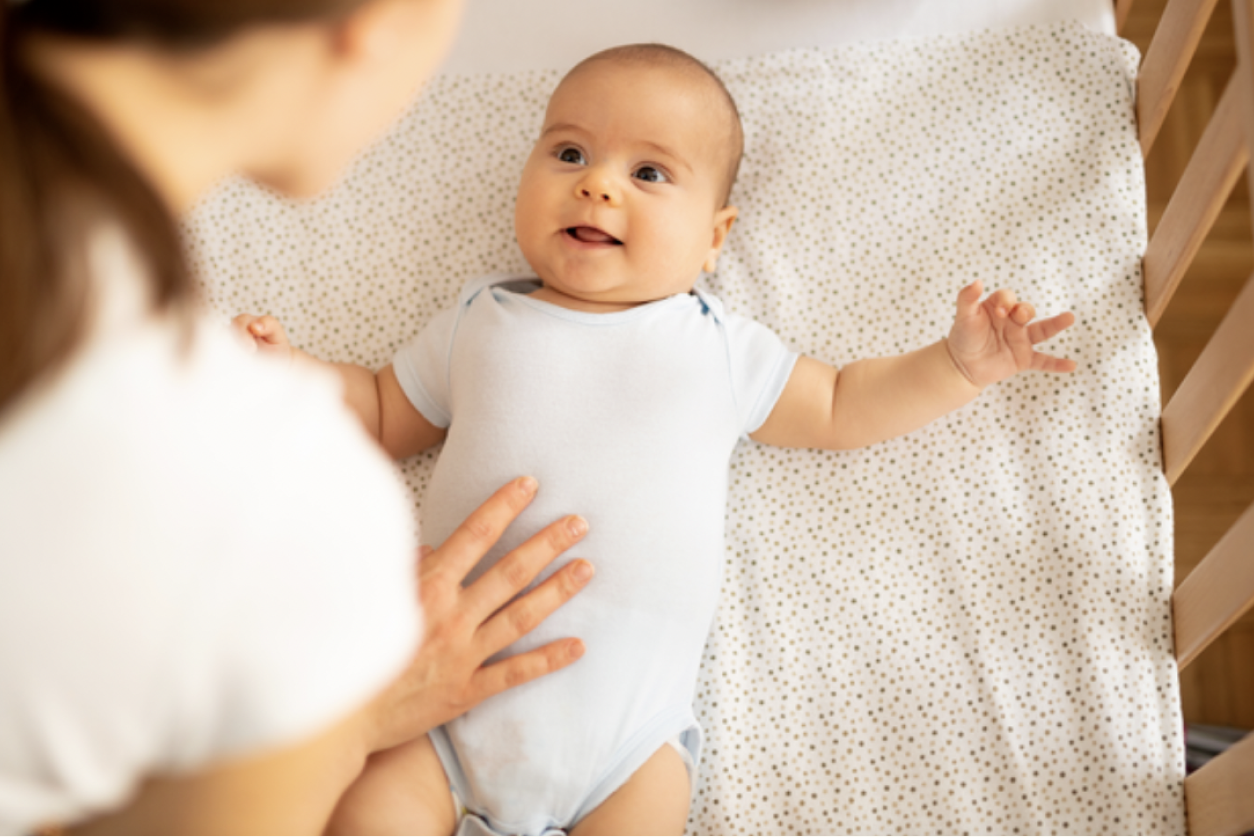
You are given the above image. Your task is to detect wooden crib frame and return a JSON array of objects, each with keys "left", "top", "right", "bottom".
[{"left": 1115, "top": 0, "right": 1254, "bottom": 833}]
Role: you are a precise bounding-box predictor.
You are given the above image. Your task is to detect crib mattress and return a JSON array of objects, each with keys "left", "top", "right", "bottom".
[{"left": 187, "top": 21, "right": 1185, "bottom": 835}]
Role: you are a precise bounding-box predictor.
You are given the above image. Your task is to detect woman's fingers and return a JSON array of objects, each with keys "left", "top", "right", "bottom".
[
  {"left": 468, "top": 638, "right": 586, "bottom": 705},
  {"left": 425, "top": 477, "right": 539, "bottom": 584},
  {"left": 364, "top": 482, "right": 593, "bottom": 749},
  {"left": 474, "top": 557, "right": 594, "bottom": 658},
  {"left": 462, "top": 514, "right": 589, "bottom": 620}
]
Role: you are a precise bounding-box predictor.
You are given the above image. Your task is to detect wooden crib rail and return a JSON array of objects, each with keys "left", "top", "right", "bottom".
[
  {"left": 1173, "top": 498, "right": 1254, "bottom": 666},
  {"left": 1142, "top": 74, "right": 1247, "bottom": 328},
  {"left": 1159, "top": 270, "right": 1254, "bottom": 480},
  {"left": 1184, "top": 730, "right": 1254, "bottom": 835},
  {"left": 1139, "top": 0, "right": 1254, "bottom": 833},
  {"left": 1137, "top": 0, "right": 1221, "bottom": 156},
  {"left": 1117, "top": 0, "right": 1136, "bottom": 33}
]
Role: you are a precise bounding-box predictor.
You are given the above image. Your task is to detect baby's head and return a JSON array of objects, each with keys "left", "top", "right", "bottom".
[{"left": 514, "top": 44, "right": 743, "bottom": 308}]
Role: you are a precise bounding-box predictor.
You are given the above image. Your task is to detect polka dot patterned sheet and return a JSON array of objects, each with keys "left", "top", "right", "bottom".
[{"left": 186, "top": 22, "right": 1183, "bottom": 835}]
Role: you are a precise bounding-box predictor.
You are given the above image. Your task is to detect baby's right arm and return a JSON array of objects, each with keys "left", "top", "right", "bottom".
[{"left": 232, "top": 314, "right": 446, "bottom": 459}]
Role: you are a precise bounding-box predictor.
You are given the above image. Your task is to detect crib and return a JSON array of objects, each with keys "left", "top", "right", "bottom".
[
  {"left": 1122, "top": 0, "right": 1254, "bottom": 833},
  {"left": 187, "top": 0, "right": 1252, "bottom": 833}
]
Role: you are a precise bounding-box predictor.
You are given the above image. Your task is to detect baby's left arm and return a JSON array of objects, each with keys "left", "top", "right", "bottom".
[{"left": 751, "top": 280, "right": 1076, "bottom": 451}]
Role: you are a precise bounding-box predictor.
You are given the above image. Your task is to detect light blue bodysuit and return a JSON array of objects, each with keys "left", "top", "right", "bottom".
[{"left": 393, "top": 274, "right": 798, "bottom": 835}]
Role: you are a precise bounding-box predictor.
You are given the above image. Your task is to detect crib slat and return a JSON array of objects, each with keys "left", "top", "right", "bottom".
[
  {"left": 1161, "top": 272, "right": 1254, "bottom": 483},
  {"left": 1143, "top": 76, "right": 1248, "bottom": 328},
  {"left": 1236, "top": 0, "right": 1254, "bottom": 223},
  {"left": 1173, "top": 499, "right": 1254, "bottom": 667},
  {"left": 1139, "top": 0, "right": 1222, "bottom": 157},
  {"left": 1117, "top": 0, "right": 1136, "bottom": 34},
  {"left": 1185, "top": 730, "right": 1254, "bottom": 835}
]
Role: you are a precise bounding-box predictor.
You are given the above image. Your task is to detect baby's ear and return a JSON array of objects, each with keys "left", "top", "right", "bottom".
[{"left": 704, "top": 205, "right": 739, "bottom": 273}]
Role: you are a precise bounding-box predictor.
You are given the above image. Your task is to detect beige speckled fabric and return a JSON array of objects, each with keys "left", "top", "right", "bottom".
[{"left": 186, "top": 22, "right": 1184, "bottom": 834}]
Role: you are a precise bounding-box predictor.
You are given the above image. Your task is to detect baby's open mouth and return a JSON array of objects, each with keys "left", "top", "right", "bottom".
[{"left": 566, "top": 226, "right": 622, "bottom": 245}]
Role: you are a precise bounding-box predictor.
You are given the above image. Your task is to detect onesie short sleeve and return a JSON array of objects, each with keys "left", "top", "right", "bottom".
[
  {"left": 392, "top": 306, "right": 459, "bottom": 428},
  {"left": 719, "top": 309, "right": 800, "bottom": 436}
]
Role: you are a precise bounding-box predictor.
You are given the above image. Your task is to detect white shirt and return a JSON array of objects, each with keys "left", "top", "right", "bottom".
[{"left": 0, "top": 230, "right": 420, "bottom": 834}]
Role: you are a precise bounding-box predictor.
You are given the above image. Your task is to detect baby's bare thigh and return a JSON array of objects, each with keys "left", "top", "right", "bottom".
[
  {"left": 326, "top": 734, "right": 455, "bottom": 836},
  {"left": 569, "top": 743, "right": 691, "bottom": 836}
]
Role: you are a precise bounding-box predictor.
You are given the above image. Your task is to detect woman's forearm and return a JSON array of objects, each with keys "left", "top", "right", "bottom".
[{"left": 69, "top": 709, "right": 372, "bottom": 836}]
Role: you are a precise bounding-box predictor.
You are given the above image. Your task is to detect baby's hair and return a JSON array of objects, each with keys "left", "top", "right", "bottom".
[{"left": 562, "top": 43, "right": 744, "bottom": 207}]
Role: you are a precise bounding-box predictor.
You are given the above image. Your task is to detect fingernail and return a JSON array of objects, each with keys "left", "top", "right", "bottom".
[
  {"left": 567, "top": 515, "right": 588, "bottom": 538},
  {"left": 571, "top": 560, "right": 594, "bottom": 582},
  {"left": 568, "top": 639, "right": 586, "bottom": 659},
  {"left": 518, "top": 476, "right": 538, "bottom": 496}
]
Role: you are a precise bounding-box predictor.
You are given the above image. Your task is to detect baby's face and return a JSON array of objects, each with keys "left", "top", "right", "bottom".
[{"left": 514, "top": 61, "right": 737, "bottom": 309}]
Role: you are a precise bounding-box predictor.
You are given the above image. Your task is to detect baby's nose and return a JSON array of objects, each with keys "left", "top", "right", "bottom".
[{"left": 580, "top": 186, "right": 612, "bottom": 202}]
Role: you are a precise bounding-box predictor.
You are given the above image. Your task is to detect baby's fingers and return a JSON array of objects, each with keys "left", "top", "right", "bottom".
[
  {"left": 229, "top": 314, "right": 263, "bottom": 352},
  {"left": 246, "top": 315, "right": 288, "bottom": 346},
  {"left": 1031, "top": 351, "right": 1078, "bottom": 374},
  {"left": 1027, "top": 311, "right": 1075, "bottom": 345},
  {"left": 955, "top": 280, "right": 984, "bottom": 319},
  {"left": 984, "top": 288, "right": 1019, "bottom": 318},
  {"left": 1009, "top": 302, "right": 1035, "bottom": 326}
]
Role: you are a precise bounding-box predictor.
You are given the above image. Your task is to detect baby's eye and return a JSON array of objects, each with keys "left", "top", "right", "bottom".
[
  {"left": 557, "top": 147, "right": 586, "bottom": 165},
  {"left": 633, "top": 166, "right": 668, "bottom": 184}
]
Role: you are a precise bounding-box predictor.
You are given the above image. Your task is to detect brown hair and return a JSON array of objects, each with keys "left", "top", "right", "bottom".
[
  {"left": 0, "top": 1, "right": 362, "bottom": 414},
  {"left": 562, "top": 43, "right": 744, "bottom": 206}
]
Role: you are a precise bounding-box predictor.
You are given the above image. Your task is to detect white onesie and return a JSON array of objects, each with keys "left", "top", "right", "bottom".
[{"left": 393, "top": 274, "right": 798, "bottom": 835}]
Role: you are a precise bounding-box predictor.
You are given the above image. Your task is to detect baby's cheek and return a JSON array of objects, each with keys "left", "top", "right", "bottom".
[
  {"left": 513, "top": 166, "right": 548, "bottom": 239},
  {"left": 513, "top": 195, "right": 546, "bottom": 256},
  {"left": 637, "top": 215, "right": 709, "bottom": 286}
]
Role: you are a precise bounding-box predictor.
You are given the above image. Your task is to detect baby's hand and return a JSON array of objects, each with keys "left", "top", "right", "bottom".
[
  {"left": 231, "top": 313, "right": 294, "bottom": 362},
  {"left": 946, "top": 280, "right": 1077, "bottom": 388}
]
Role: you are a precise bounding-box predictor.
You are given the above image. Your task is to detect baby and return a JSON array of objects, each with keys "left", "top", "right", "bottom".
[{"left": 236, "top": 44, "right": 1075, "bottom": 836}]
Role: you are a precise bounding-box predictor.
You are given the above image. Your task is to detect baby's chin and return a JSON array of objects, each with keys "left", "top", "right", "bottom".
[
  {"left": 524, "top": 250, "right": 701, "bottom": 307},
  {"left": 535, "top": 279, "right": 638, "bottom": 308},
  {"left": 540, "top": 275, "right": 698, "bottom": 309}
]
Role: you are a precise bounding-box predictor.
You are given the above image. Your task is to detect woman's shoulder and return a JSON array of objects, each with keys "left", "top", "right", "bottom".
[
  {"left": 0, "top": 303, "right": 410, "bottom": 550},
  {"left": 0, "top": 306, "right": 418, "bottom": 832}
]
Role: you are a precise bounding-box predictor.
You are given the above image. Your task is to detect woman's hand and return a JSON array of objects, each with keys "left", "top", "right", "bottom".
[
  {"left": 363, "top": 476, "right": 593, "bottom": 754},
  {"left": 945, "top": 280, "right": 1077, "bottom": 388}
]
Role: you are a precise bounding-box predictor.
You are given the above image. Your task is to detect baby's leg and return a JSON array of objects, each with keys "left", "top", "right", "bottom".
[
  {"left": 569, "top": 742, "right": 691, "bottom": 836},
  {"left": 326, "top": 734, "right": 456, "bottom": 836}
]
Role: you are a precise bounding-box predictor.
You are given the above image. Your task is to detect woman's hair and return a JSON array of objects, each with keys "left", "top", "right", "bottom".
[{"left": 0, "top": 1, "right": 362, "bottom": 413}]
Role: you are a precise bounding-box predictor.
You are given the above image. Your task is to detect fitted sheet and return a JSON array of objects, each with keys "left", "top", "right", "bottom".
[{"left": 186, "top": 21, "right": 1185, "bottom": 834}]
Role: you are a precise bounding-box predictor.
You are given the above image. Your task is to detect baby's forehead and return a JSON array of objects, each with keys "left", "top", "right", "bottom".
[
  {"left": 543, "top": 60, "right": 737, "bottom": 162},
  {"left": 551, "top": 57, "right": 723, "bottom": 114},
  {"left": 545, "top": 47, "right": 744, "bottom": 204}
]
